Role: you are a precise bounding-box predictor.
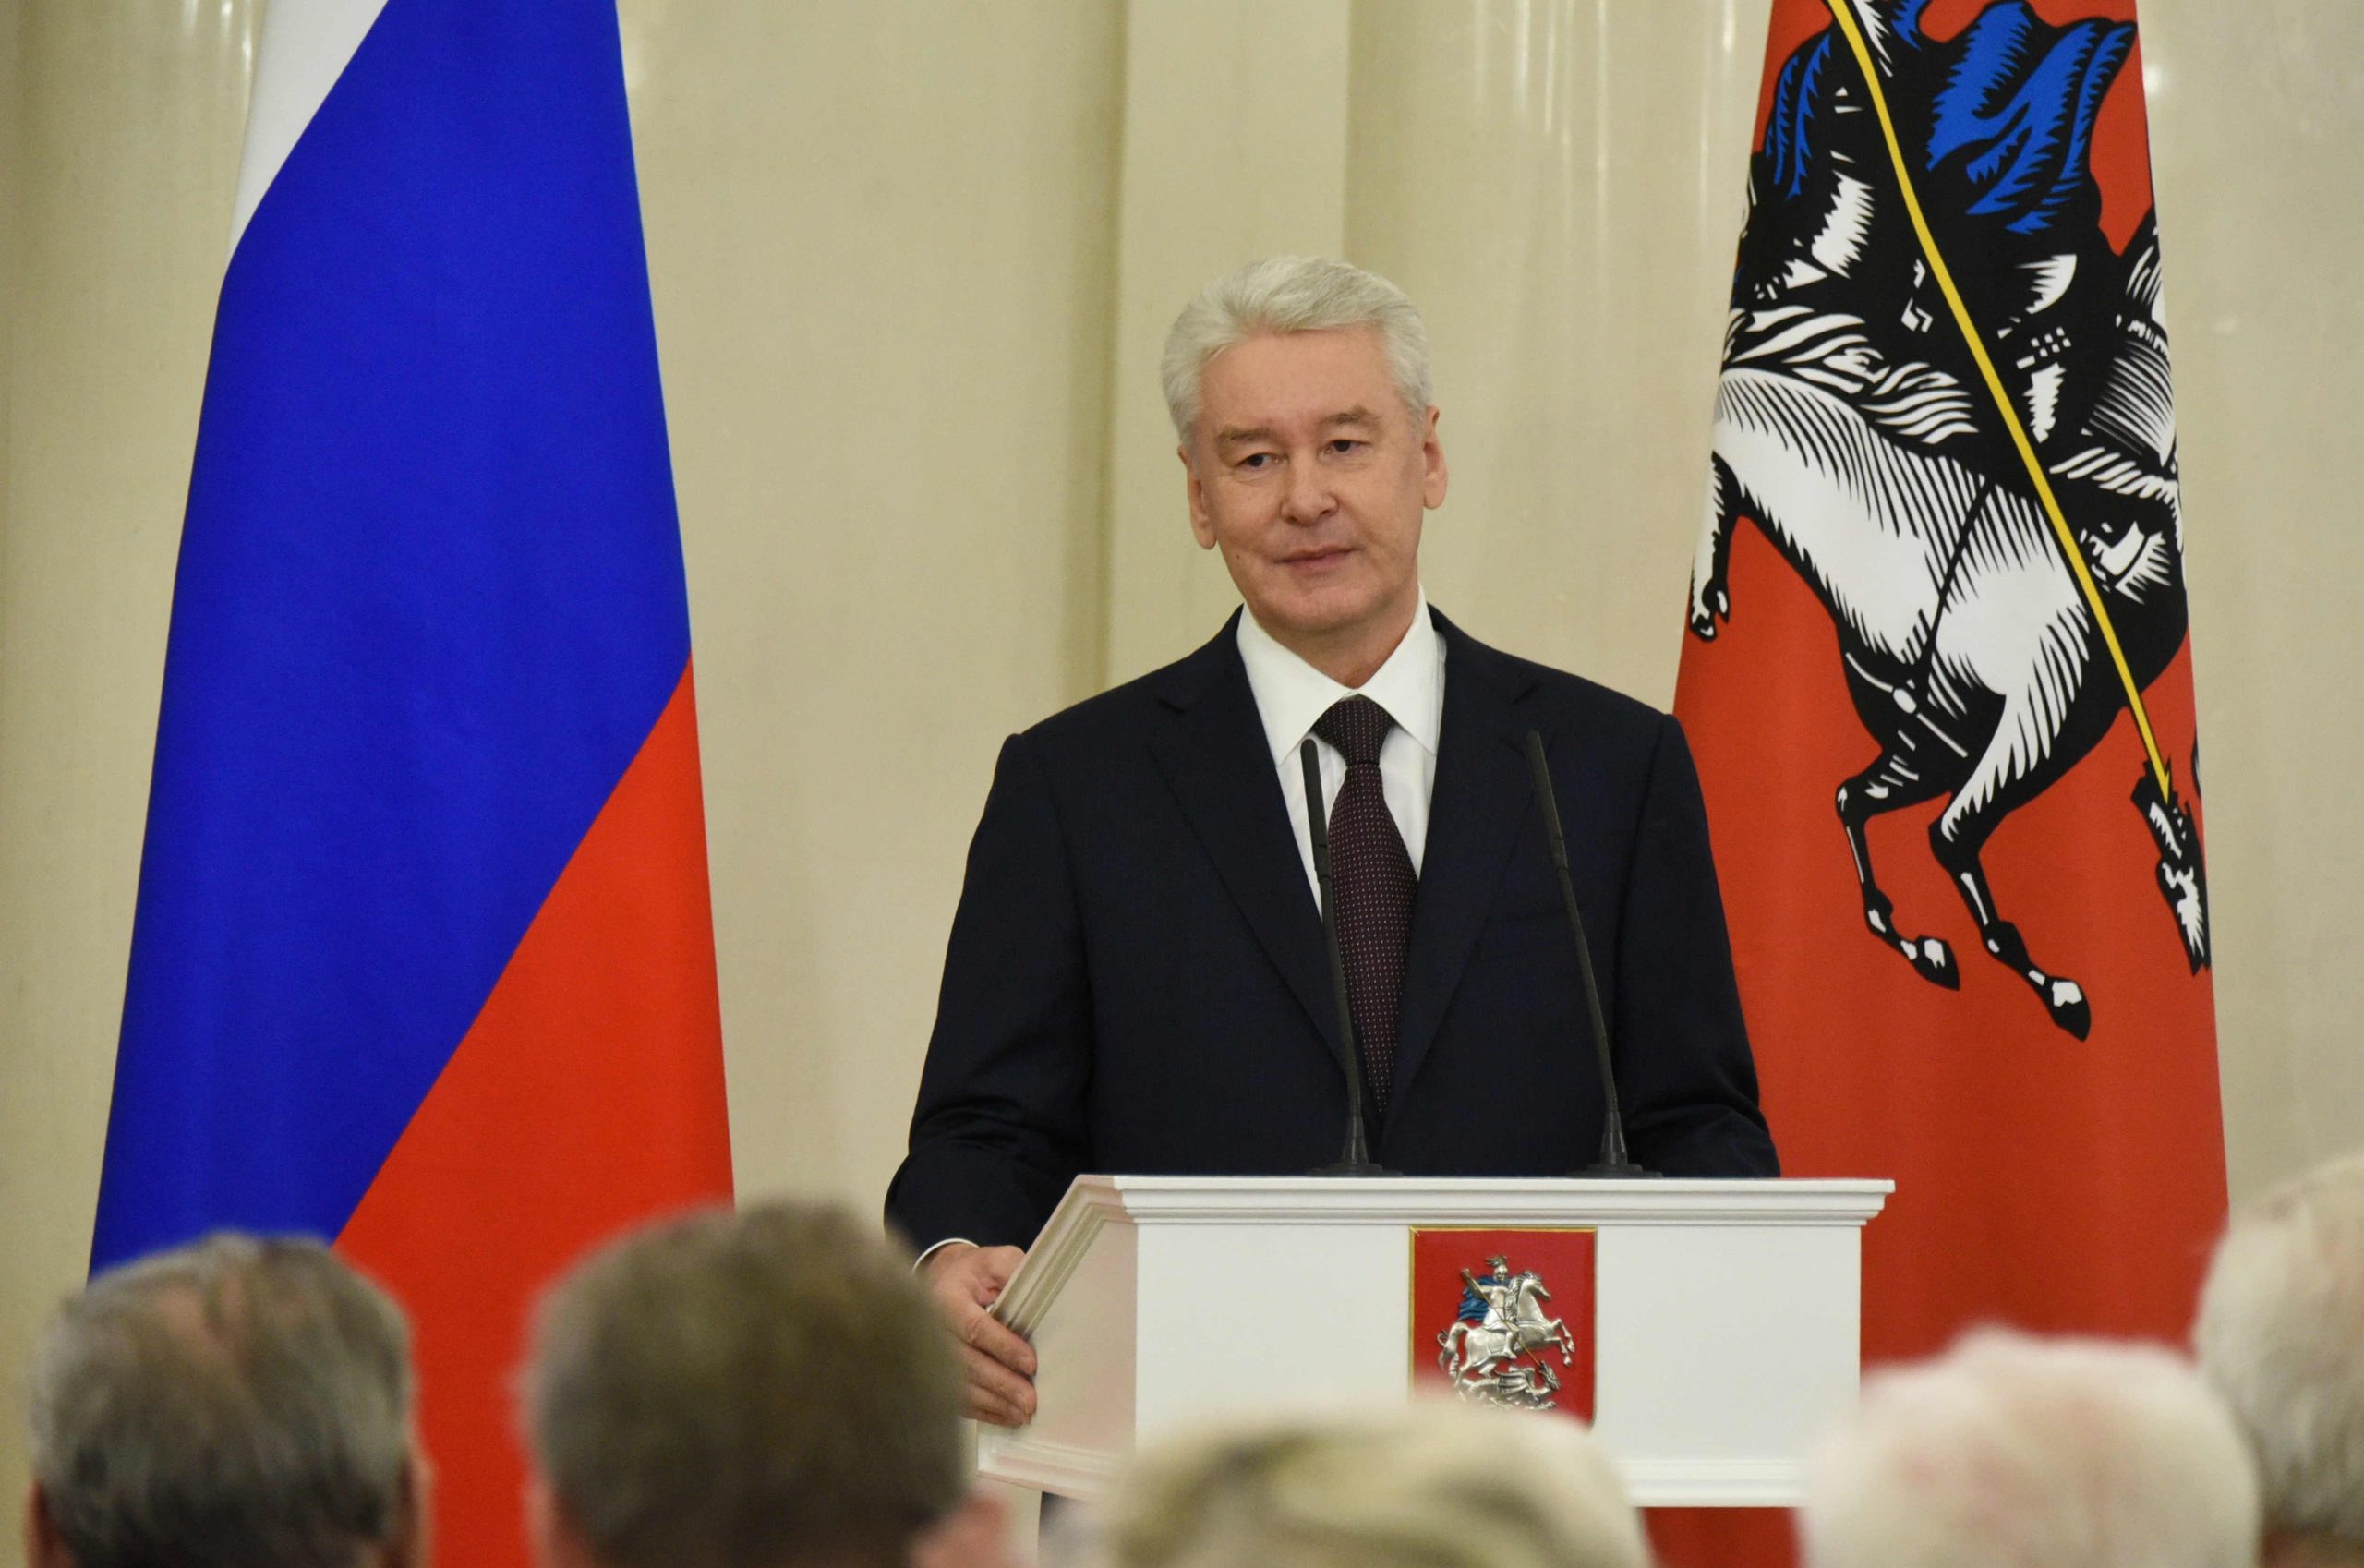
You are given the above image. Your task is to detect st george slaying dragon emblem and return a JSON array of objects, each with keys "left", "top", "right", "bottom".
[
  {"left": 1688, "top": 0, "right": 2210, "bottom": 1039},
  {"left": 1435, "top": 1256, "right": 1578, "bottom": 1410}
]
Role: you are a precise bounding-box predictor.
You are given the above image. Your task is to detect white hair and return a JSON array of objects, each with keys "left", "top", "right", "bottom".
[
  {"left": 1160, "top": 256, "right": 1433, "bottom": 440},
  {"left": 2195, "top": 1152, "right": 2364, "bottom": 1550},
  {"left": 28, "top": 1233, "right": 416, "bottom": 1568},
  {"left": 1803, "top": 1328, "right": 2260, "bottom": 1568},
  {"left": 1086, "top": 1401, "right": 1648, "bottom": 1568}
]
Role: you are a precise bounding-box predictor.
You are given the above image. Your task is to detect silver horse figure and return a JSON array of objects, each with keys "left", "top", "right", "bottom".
[{"left": 1437, "top": 1258, "right": 1576, "bottom": 1410}]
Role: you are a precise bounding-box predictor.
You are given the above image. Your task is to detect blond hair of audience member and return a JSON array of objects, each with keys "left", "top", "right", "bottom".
[
  {"left": 1090, "top": 1402, "right": 1650, "bottom": 1568},
  {"left": 24, "top": 1233, "right": 428, "bottom": 1568},
  {"left": 2196, "top": 1151, "right": 2364, "bottom": 1567},
  {"left": 523, "top": 1201, "right": 1007, "bottom": 1568},
  {"left": 1802, "top": 1328, "right": 2259, "bottom": 1568}
]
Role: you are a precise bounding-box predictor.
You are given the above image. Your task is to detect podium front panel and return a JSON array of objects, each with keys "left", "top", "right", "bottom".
[{"left": 978, "top": 1176, "right": 1889, "bottom": 1505}]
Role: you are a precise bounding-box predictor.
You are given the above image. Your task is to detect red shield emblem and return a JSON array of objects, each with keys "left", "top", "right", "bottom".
[{"left": 1410, "top": 1227, "right": 1597, "bottom": 1420}]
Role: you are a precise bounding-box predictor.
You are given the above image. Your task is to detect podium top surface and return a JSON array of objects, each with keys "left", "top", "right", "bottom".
[
  {"left": 1071, "top": 1174, "right": 1891, "bottom": 1224},
  {"left": 995, "top": 1176, "right": 1891, "bottom": 1333}
]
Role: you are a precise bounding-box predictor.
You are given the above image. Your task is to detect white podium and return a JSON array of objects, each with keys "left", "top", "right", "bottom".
[{"left": 980, "top": 1176, "right": 1890, "bottom": 1506}]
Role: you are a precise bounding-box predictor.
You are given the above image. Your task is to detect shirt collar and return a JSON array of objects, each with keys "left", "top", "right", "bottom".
[{"left": 1236, "top": 592, "right": 1443, "bottom": 766}]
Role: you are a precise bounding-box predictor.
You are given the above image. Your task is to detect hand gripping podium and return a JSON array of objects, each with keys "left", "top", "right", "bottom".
[{"left": 980, "top": 1176, "right": 1890, "bottom": 1506}]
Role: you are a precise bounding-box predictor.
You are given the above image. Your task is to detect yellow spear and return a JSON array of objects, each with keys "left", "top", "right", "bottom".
[{"left": 1820, "top": 0, "right": 2176, "bottom": 802}]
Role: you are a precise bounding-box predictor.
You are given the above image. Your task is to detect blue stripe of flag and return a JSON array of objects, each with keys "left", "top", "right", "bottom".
[{"left": 94, "top": 0, "right": 690, "bottom": 1269}]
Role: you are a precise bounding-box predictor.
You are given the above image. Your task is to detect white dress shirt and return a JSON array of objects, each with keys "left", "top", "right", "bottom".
[{"left": 1236, "top": 593, "right": 1446, "bottom": 909}]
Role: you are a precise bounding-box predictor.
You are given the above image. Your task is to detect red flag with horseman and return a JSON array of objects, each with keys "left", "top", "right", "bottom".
[{"left": 1659, "top": 1, "right": 2224, "bottom": 1561}]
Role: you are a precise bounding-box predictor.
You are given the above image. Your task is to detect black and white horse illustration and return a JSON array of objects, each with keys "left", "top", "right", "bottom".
[{"left": 1687, "top": 0, "right": 2208, "bottom": 1038}]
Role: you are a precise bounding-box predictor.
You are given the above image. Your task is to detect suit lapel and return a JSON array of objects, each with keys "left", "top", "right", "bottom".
[
  {"left": 1393, "top": 611, "right": 1539, "bottom": 1100},
  {"left": 1147, "top": 619, "right": 1343, "bottom": 1066}
]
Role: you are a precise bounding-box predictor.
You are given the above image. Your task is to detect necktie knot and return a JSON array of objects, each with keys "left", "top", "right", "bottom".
[{"left": 1313, "top": 694, "right": 1396, "bottom": 767}]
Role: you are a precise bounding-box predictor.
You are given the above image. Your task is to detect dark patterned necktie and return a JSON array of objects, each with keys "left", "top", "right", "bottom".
[{"left": 1311, "top": 694, "right": 1416, "bottom": 1120}]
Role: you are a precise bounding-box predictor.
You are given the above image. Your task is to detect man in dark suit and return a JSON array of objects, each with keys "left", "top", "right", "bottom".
[{"left": 888, "top": 258, "right": 1776, "bottom": 1427}]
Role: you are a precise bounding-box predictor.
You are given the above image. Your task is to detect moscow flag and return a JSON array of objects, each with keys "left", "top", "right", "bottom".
[
  {"left": 90, "top": 2, "right": 733, "bottom": 1564},
  {"left": 1664, "top": 1, "right": 2221, "bottom": 1561}
]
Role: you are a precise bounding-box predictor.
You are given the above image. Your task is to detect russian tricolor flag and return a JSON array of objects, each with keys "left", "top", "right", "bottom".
[{"left": 91, "top": 0, "right": 732, "bottom": 1561}]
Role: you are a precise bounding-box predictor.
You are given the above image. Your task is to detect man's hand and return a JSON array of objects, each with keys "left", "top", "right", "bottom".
[{"left": 922, "top": 1242, "right": 1037, "bottom": 1427}]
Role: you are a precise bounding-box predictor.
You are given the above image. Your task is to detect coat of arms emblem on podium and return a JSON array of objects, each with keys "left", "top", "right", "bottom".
[
  {"left": 1410, "top": 1228, "right": 1598, "bottom": 1418},
  {"left": 1435, "top": 1255, "right": 1578, "bottom": 1409}
]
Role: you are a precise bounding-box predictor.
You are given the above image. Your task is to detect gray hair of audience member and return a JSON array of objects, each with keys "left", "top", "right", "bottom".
[
  {"left": 1087, "top": 1401, "right": 1649, "bottom": 1568},
  {"left": 2195, "top": 1151, "right": 2364, "bottom": 1551},
  {"left": 26, "top": 1232, "right": 418, "bottom": 1568},
  {"left": 1802, "top": 1328, "right": 2260, "bottom": 1568},
  {"left": 523, "top": 1200, "right": 965, "bottom": 1568},
  {"left": 1160, "top": 256, "right": 1433, "bottom": 441}
]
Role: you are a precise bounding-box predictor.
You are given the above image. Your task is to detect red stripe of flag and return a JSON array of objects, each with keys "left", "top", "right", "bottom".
[{"left": 339, "top": 664, "right": 732, "bottom": 1566}]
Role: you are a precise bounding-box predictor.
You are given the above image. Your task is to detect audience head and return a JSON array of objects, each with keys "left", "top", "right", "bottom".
[
  {"left": 522, "top": 1200, "right": 978, "bottom": 1568},
  {"left": 2196, "top": 1151, "right": 2364, "bottom": 1563},
  {"left": 24, "top": 1232, "right": 425, "bottom": 1568},
  {"left": 1089, "top": 1402, "right": 1649, "bottom": 1568},
  {"left": 1802, "top": 1327, "right": 2258, "bottom": 1568}
]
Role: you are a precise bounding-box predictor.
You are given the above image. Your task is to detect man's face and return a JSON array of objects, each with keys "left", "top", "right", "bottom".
[{"left": 1184, "top": 327, "right": 1446, "bottom": 659}]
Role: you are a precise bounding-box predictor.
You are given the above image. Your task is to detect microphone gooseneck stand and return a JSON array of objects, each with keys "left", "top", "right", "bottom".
[{"left": 1525, "top": 730, "right": 1654, "bottom": 1178}]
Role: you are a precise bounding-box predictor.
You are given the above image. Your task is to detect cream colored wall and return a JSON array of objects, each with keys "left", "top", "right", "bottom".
[
  {"left": 0, "top": 0, "right": 12, "bottom": 536},
  {"left": 1343, "top": 0, "right": 1767, "bottom": 709},
  {"left": 1100, "top": 0, "right": 1353, "bottom": 682},
  {"left": 0, "top": 2, "right": 263, "bottom": 1557},
  {"left": 0, "top": 1, "right": 17, "bottom": 1529},
  {"left": 2143, "top": 1, "right": 2364, "bottom": 1200},
  {"left": 2, "top": 4, "right": 2360, "bottom": 1562},
  {"left": 617, "top": 0, "right": 1125, "bottom": 1219}
]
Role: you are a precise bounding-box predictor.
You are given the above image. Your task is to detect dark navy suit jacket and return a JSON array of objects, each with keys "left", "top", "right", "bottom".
[{"left": 885, "top": 609, "right": 1777, "bottom": 1251}]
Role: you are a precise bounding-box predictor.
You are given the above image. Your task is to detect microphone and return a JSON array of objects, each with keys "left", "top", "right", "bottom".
[
  {"left": 1525, "top": 730, "right": 1653, "bottom": 1178},
  {"left": 1301, "top": 738, "right": 1391, "bottom": 1176}
]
